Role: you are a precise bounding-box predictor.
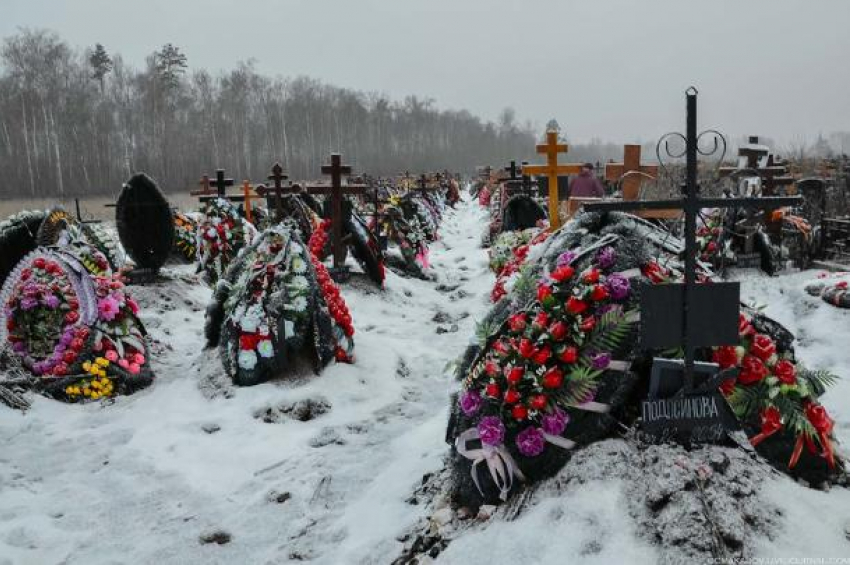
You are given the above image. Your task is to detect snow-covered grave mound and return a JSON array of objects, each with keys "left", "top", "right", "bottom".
[{"left": 2, "top": 197, "right": 850, "bottom": 563}]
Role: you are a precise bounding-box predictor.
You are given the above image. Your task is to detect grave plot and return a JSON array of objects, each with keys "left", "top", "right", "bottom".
[
  {"left": 192, "top": 169, "right": 258, "bottom": 285},
  {"left": 204, "top": 223, "right": 354, "bottom": 386},
  {"left": 0, "top": 234, "right": 154, "bottom": 406},
  {"left": 301, "top": 154, "right": 386, "bottom": 286},
  {"left": 393, "top": 91, "right": 847, "bottom": 563}
]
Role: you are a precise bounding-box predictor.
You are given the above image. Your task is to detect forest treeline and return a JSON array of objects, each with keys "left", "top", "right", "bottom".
[{"left": 0, "top": 29, "right": 547, "bottom": 198}]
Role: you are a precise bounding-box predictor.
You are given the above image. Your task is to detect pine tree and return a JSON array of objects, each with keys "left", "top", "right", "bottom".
[
  {"left": 88, "top": 43, "right": 112, "bottom": 93},
  {"left": 154, "top": 43, "right": 188, "bottom": 91}
]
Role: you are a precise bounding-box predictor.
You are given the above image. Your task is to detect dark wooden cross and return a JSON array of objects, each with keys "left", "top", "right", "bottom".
[
  {"left": 584, "top": 88, "right": 802, "bottom": 442},
  {"left": 305, "top": 153, "right": 370, "bottom": 273},
  {"left": 522, "top": 130, "right": 584, "bottom": 230},
  {"left": 256, "top": 163, "right": 303, "bottom": 222},
  {"left": 191, "top": 169, "right": 236, "bottom": 203}
]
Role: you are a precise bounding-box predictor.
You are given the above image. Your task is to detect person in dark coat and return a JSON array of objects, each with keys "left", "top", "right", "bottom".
[{"left": 569, "top": 163, "right": 605, "bottom": 198}]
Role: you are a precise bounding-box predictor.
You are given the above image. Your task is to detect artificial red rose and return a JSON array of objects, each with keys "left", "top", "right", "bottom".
[
  {"left": 508, "top": 313, "right": 527, "bottom": 333},
  {"left": 533, "top": 311, "right": 550, "bottom": 328},
  {"left": 240, "top": 333, "right": 260, "bottom": 350},
  {"left": 582, "top": 268, "right": 600, "bottom": 284},
  {"left": 518, "top": 339, "right": 535, "bottom": 359},
  {"left": 542, "top": 367, "right": 564, "bottom": 389},
  {"left": 504, "top": 389, "right": 521, "bottom": 404},
  {"left": 590, "top": 285, "right": 609, "bottom": 301},
  {"left": 550, "top": 265, "right": 575, "bottom": 283},
  {"left": 712, "top": 346, "right": 738, "bottom": 370},
  {"left": 705, "top": 241, "right": 717, "bottom": 253},
  {"left": 485, "top": 382, "right": 501, "bottom": 398},
  {"left": 537, "top": 284, "right": 553, "bottom": 303},
  {"left": 506, "top": 366, "right": 525, "bottom": 384},
  {"left": 62, "top": 351, "right": 77, "bottom": 364},
  {"left": 6, "top": 319, "right": 14, "bottom": 331},
  {"left": 566, "top": 297, "right": 587, "bottom": 315},
  {"left": 579, "top": 317, "right": 596, "bottom": 333},
  {"left": 53, "top": 362, "right": 68, "bottom": 376},
  {"left": 697, "top": 227, "right": 709, "bottom": 237},
  {"left": 738, "top": 314, "right": 755, "bottom": 337},
  {"left": 70, "top": 338, "right": 84, "bottom": 352},
  {"left": 64, "top": 311, "right": 79, "bottom": 324},
  {"left": 548, "top": 321, "right": 568, "bottom": 341},
  {"left": 836, "top": 281, "right": 849, "bottom": 290},
  {"left": 773, "top": 359, "right": 797, "bottom": 385},
  {"left": 532, "top": 345, "right": 552, "bottom": 365},
  {"left": 512, "top": 405, "right": 529, "bottom": 421},
  {"left": 719, "top": 378, "right": 736, "bottom": 396},
  {"left": 491, "top": 283, "right": 506, "bottom": 302},
  {"left": 559, "top": 346, "right": 578, "bottom": 364},
  {"left": 750, "top": 334, "right": 776, "bottom": 362},
  {"left": 492, "top": 340, "right": 510, "bottom": 356},
  {"left": 20, "top": 268, "right": 31, "bottom": 281},
  {"left": 33, "top": 258, "right": 46, "bottom": 270},
  {"left": 484, "top": 360, "right": 499, "bottom": 377},
  {"left": 738, "top": 355, "right": 768, "bottom": 385},
  {"left": 759, "top": 406, "right": 782, "bottom": 435},
  {"left": 530, "top": 394, "right": 548, "bottom": 410},
  {"left": 514, "top": 245, "right": 529, "bottom": 260},
  {"left": 804, "top": 401, "right": 834, "bottom": 434}
]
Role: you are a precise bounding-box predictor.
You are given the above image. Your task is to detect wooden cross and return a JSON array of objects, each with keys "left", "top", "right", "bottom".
[
  {"left": 240, "top": 180, "right": 255, "bottom": 224},
  {"left": 256, "top": 163, "right": 303, "bottom": 222},
  {"left": 305, "top": 153, "right": 370, "bottom": 273},
  {"left": 522, "top": 130, "right": 583, "bottom": 230},
  {"left": 191, "top": 169, "right": 235, "bottom": 203},
  {"left": 605, "top": 145, "right": 659, "bottom": 201}
]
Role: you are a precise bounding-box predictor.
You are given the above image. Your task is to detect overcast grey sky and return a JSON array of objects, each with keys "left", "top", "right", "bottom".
[{"left": 3, "top": 0, "right": 849, "bottom": 146}]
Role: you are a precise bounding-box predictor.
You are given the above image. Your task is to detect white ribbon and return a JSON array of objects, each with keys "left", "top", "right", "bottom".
[
  {"left": 574, "top": 400, "right": 611, "bottom": 414},
  {"left": 455, "top": 428, "right": 526, "bottom": 501}
]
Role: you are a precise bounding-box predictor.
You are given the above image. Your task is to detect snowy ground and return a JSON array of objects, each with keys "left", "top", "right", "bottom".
[{"left": 2, "top": 198, "right": 850, "bottom": 564}]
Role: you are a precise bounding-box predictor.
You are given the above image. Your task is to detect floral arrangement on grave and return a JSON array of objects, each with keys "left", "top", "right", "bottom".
[
  {"left": 401, "top": 195, "right": 440, "bottom": 244},
  {"left": 172, "top": 211, "right": 198, "bottom": 262},
  {"left": 115, "top": 173, "right": 174, "bottom": 272},
  {"left": 455, "top": 245, "right": 634, "bottom": 500},
  {"left": 713, "top": 312, "right": 839, "bottom": 473},
  {"left": 490, "top": 229, "right": 550, "bottom": 303},
  {"left": 382, "top": 195, "right": 431, "bottom": 276},
  {"left": 35, "top": 208, "right": 125, "bottom": 272},
  {"left": 314, "top": 199, "right": 385, "bottom": 286},
  {"left": 205, "top": 224, "right": 354, "bottom": 386},
  {"left": 196, "top": 197, "right": 257, "bottom": 285},
  {"left": 0, "top": 242, "right": 153, "bottom": 402}
]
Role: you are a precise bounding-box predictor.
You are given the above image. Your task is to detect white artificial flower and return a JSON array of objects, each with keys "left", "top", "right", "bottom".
[
  {"left": 206, "top": 228, "right": 217, "bottom": 238},
  {"left": 291, "top": 257, "right": 307, "bottom": 273},
  {"left": 257, "top": 340, "right": 274, "bottom": 358},
  {"left": 240, "top": 304, "right": 263, "bottom": 333},
  {"left": 238, "top": 349, "right": 257, "bottom": 369},
  {"left": 291, "top": 275, "right": 309, "bottom": 289},
  {"left": 291, "top": 296, "right": 307, "bottom": 312}
]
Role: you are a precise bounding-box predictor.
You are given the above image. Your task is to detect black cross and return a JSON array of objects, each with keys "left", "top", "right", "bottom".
[
  {"left": 584, "top": 88, "right": 802, "bottom": 394},
  {"left": 191, "top": 169, "right": 236, "bottom": 203},
  {"left": 256, "top": 163, "right": 303, "bottom": 222},
  {"left": 305, "top": 153, "right": 370, "bottom": 273}
]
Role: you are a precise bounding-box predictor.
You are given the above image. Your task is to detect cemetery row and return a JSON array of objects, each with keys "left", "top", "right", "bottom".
[{"left": 0, "top": 154, "right": 458, "bottom": 408}]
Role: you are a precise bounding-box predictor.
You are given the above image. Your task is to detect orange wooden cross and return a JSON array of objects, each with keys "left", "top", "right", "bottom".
[
  {"left": 522, "top": 130, "right": 583, "bottom": 230},
  {"left": 605, "top": 144, "right": 658, "bottom": 201},
  {"left": 241, "top": 180, "right": 254, "bottom": 224}
]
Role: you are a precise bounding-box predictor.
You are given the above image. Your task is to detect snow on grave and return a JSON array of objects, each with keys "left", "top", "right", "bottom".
[
  {"left": 0, "top": 234, "right": 153, "bottom": 404},
  {"left": 804, "top": 271, "right": 850, "bottom": 308},
  {"left": 445, "top": 209, "right": 843, "bottom": 509},
  {"left": 204, "top": 223, "right": 354, "bottom": 386}
]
